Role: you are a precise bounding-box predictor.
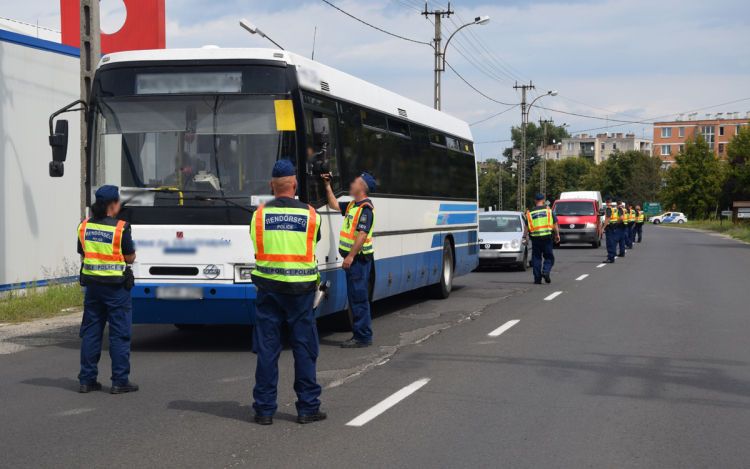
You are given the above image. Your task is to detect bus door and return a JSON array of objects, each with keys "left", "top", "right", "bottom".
[{"left": 302, "top": 95, "right": 343, "bottom": 271}]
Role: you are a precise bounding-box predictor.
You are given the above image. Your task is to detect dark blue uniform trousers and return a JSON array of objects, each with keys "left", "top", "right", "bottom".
[
  {"left": 79, "top": 283, "right": 132, "bottom": 386},
  {"left": 627, "top": 224, "right": 635, "bottom": 247},
  {"left": 252, "top": 288, "right": 321, "bottom": 417},
  {"left": 618, "top": 225, "right": 628, "bottom": 255},
  {"left": 634, "top": 223, "right": 643, "bottom": 242},
  {"left": 605, "top": 226, "right": 619, "bottom": 261},
  {"left": 345, "top": 258, "right": 372, "bottom": 344},
  {"left": 531, "top": 237, "right": 555, "bottom": 283}
]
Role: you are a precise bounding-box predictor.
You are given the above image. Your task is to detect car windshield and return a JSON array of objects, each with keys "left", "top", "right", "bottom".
[
  {"left": 553, "top": 201, "right": 595, "bottom": 216},
  {"left": 90, "top": 94, "right": 297, "bottom": 207},
  {"left": 479, "top": 215, "right": 523, "bottom": 232}
]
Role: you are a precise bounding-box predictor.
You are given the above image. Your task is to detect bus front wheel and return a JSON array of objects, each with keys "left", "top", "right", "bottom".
[{"left": 429, "top": 239, "right": 454, "bottom": 299}]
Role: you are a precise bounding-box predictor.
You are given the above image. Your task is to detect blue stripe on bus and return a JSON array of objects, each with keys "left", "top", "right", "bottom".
[
  {"left": 438, "top": 204, "right": 477, "bottom": 212},
  {"left": 164, "top": 247, "right": 198, "bottom": 254},
  {"left": 437, "top": 213, "right": 477, "bottom": 225},
  {"left": 0, "top": 29, "right": 81, "bottom": 58}
]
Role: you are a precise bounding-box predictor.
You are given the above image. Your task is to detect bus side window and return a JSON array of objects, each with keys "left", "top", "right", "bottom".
[{"left": 305, "top": 109, "right": 340, "bottom": 207}]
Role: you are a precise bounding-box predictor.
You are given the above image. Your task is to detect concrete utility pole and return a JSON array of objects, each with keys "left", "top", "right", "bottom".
[
  {"left": 514, "top": 82, "right": 533, "bottom": 211},
  {"left": 539, "top": 118, "right": 554, "bottom": 198},
  {"left": 79, "top": 0, "right": 100, "bottom": 220},
  {"left": 498, "top": 160, "right": 503, "bottom": 211},
  {"left": 423, "top": 3, "right": 453, "bottom": 111}
]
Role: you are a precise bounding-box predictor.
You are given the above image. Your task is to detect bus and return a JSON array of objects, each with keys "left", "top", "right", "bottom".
[{"left": 48, "top": 47, "right": 479, "bottom": 329}]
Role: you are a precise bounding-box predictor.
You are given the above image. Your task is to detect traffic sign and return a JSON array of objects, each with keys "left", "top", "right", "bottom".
[
  {"left": 721, "top": 211, "right": 733, "bottom": 217},
  {"left": 643, "top": 202, "right": 662, "bottom": 216}
]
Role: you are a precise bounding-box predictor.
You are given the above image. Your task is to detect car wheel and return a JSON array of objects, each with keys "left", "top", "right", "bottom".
[
  {"left": 654, "top": 219, "right": 660, "bottom": 224},
  {"left": 517, "top": 249, "right": 528, "bottom": 271},
  {"left": 677, "top": 219, "right": 684, "bottom": 224},
  {"left": 591, "top": 239, "right": 599, "bottom": 248},
  {"left": 428, "top": 239, "right": 454, "bottom": 299}
]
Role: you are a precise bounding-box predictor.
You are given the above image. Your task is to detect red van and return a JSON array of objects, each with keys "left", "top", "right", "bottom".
[{"left": 551, "top": 199, "right": 604, "bottom": 248}]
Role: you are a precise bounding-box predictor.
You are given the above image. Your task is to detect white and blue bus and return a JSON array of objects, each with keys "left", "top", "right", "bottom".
[{"left": 51, "top": 48, "right": 478, "bottom": 329}]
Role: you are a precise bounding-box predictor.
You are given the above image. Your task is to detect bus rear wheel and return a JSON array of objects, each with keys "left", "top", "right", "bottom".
[{"left": 429, "top": 239, "right": 454, "bottom": 299}]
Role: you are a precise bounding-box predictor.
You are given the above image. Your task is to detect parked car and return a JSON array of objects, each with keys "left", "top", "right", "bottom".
[
  {"left": 649, "top": 212, "right": 688, "bottom": 224},
  {"left": 478, "top": 211, "right": 528, "bottom": 270},
  {"left": 551, "top": 199, "right": 604, "bottom": 248}
]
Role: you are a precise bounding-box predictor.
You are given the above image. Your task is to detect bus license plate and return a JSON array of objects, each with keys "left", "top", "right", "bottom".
[{"left": 155, "top": 287, "right": 204, "bottom": 300}]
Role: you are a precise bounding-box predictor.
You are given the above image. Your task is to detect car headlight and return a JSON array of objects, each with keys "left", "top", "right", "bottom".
[
  {"left": 510, "top": 239, "right": 520, "bottom": 249},
  {"left": 585, "top": 223, "right": 596, "bottom": 229},
  {"left": 239, "top": 267, "right": 253, "bottom": 279}
]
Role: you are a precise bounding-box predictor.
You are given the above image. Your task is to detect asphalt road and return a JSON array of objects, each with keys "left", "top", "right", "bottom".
[{"left": 2, "top": 225, "right": 750, "bottom": 468}]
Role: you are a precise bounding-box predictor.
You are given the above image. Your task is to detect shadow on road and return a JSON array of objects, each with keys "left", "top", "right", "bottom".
[
  {"left": 20, "top": 377, "right": 80, "bottom": 393},
  {"left": 167, "top": 399, "right": 299, "bottom": 423}
]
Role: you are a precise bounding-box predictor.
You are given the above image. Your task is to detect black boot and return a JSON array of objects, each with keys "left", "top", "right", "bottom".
[
  {"left": 79, "top": 382, "right": 102, "bottom": 393},
  {"left": 110, "top": 382, "right": 139, "bottom": 394},
  {"left": 297, "top": 410, "right": 327, "bottom": 424}
]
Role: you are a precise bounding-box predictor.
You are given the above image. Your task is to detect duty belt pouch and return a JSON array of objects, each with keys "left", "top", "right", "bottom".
[
  {"left": 79, "top": 263, "right": 87, "bottom": 287},
  {"left": 124, "top": 266, "right": 135, "bottom": 291}
]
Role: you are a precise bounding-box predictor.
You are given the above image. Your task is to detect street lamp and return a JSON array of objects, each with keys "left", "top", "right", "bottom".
[
  {"left": 423, "top": 5, "right": 490, "bottom": 110},
  {"left": 239, "top": 19, "right": 285, "bottom": 50},
  {"left": 517, "top": 88, "right": 557, "bottom": 210}
]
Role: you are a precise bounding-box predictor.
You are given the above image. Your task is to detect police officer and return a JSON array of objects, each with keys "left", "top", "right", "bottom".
[
  {"left": 616, "top": 198, "right": 627, "bottom": 257},
  {"left": 322, "top": 172, "right": 376, "bottom": 348},
  {"left": 602, "top": 195, "right": 621, "bottom": 264},
  {"left": 625, "top": 200, "right": 635, "bottom": 249},
  {"left": 634, "top": 204, "right": 645, "bottom": 243},
  {"left": 77, "top": 185, "right": 138, "bottom": 394},
  {"left": 249, "top": 161, "right": 326, "bottom": 426},
  {"left": 525, "top": 194, "right": 560, "bottom": 284}
]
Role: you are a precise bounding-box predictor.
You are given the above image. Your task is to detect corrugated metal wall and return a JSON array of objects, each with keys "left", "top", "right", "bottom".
[{"left": 0, "top": 38, "right": 81, "bottom": 286}]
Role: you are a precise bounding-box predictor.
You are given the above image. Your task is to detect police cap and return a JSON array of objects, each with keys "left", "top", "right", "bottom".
[
  {"left": 95, "top": 185, "right": 119, "bottom": 202},
  {"left": 360, "top": 173, "right": 376, "bottom": 193},
  {"left": 272, "top": 160, "right": 296, "bottom": 178}
]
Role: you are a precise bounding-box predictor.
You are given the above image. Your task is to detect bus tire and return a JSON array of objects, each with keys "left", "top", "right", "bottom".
[
  {"left": 174, "top": 324, "right": 205, "bottom": 330},
  {"left": 429, "top": 239, "right": 454, "bottom": 299}
]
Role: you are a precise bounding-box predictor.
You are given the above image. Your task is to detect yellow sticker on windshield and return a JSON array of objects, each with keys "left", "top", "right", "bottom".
[{"left": 274, "top": 100, "right": 296, "bottom": 131}]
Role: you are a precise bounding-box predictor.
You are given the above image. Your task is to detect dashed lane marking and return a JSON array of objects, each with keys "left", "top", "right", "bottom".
[
  {"left": 596, "top": 264, "right": 606, "bottom": 268},
  {"left": 544, "top": 291, "right": 563, "bottom": 301},
  {"left": 52, "top": 408, "right": 95, "bottom": 417},
  {"left": 488, "top": 320, "right": 520, "bottom": 337},
  {"left": 346, "top": 378, "right": 430, "bottom": 427},
  {"left": 576, "top": 274, "right": 589, "bottom": 280}
]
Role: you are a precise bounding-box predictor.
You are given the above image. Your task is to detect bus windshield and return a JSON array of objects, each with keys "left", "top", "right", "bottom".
[{"left": 90, "top": 94, "right": 297, "bottom": 207}]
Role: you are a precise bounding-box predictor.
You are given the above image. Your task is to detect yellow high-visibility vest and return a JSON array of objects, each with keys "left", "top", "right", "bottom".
[
  {"left": 339, "top": 201, "right": 375, "bottom": 256},
  {"left": 526, "top": 207, "right": 554, "bottom": 237},
  {"left": 78, "top": 217, "right": 127, "bottom": 283}
]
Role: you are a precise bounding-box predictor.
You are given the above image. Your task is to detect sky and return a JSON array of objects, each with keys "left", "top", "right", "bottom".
[{"left": 4, "top": 0, "right": 750, "bottom": 160}]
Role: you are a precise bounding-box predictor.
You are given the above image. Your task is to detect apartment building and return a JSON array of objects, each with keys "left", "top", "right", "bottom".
[
  {"left": 558, "top": 133, "right": 652, "bottom": 164},
  {"left": 653, "top": 112, "right": 750, "bottom": 165},
  {"left": 537, "top": 144, "right": 562, "bottom": 161}
]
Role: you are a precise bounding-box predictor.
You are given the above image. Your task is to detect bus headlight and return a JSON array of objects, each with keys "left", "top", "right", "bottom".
[
  {"left": 585, "top": 223, "right": 597, "bottom": 229},
  {"left": 239, "top": 267, "right": 253, "bottom": 280},
  {"left": 510, "top": 239, "right": 520, "bottom": 250}
]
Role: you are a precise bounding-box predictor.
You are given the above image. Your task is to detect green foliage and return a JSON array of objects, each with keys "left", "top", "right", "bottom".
[
  {"left": 660, "top": 134, "right": 725, "bottom": 219},
  {"left": 478, "top": 163, "right": 517, "bottom": 211},
  {"left": 720, "top": 121, "right": 750, "bottom": 207}
]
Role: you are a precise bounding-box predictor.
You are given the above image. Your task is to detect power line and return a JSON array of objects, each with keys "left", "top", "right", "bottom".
[
  {"left": 321, "top": 0, "right": 432, "bottom": 46},
  {"left": 469, "top": 104, "right": 518, "bottom": 126},
  {"left": 444, "top": 60, "right": 517, "bottom": 105}
]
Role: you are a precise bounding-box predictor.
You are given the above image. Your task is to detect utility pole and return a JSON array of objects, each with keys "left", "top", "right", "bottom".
[
  {"left": 514, "top": 81, "right": 534, "bottom": 211},
  {"left": 423, "top": 1, "right": 453, "bottom": 110},
  {"left": 498, "top": 158, "right": 503, "bottom": 211},
  {"left": 538, "top": 118, "right": 554, "bottom": 198},
  {"left": 79, "top": 0, "right": 100, "bottom": 220}
]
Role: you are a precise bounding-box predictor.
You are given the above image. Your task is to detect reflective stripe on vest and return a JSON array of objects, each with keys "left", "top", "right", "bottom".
[
  {"left": 78, "top": 218, "right": 127, "bottom": 277},
  {"left": 339, "top": 201, "right": 375, "bottom": 255},
  {"left": 624, "top": 208, "right": 633, "bottom": 224},
  {"left": 250, "top": 204, "right": 320, "bottom": 284},
  {"left": 526, "top": 207, "right": 554, "bottom": 237}
]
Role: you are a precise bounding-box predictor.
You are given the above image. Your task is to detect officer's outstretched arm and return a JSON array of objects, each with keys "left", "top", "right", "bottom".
[
  {"left": 321, "top": 174, "right": 340, "bottom": 212},
  {"left": 124, "top": 253, "right": 136, "bottom": 264}
]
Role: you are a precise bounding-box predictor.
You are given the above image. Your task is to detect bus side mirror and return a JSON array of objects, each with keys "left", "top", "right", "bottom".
[
  {"left": 49, "top": 161, "right": 65, "bottom": 177},
  {"left": 313, "top": 118, "right": 330, "bottom": 145},
  {"left": 49, "top": 119, "right": 69, "bottom": 162}
]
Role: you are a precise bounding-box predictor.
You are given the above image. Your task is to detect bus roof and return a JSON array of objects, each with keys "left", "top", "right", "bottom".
[{"left": 99, "top": 47, "right": 474, "bottom": 141}]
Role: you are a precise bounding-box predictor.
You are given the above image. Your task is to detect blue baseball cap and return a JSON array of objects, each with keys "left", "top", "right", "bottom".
[
  {"left": 271, "top": 160, "right": 296, "bottom": 178},
  {"left": 627, "top": 200, "right": 633, "bottom": 204},
  {"left": 95, "top": 185, "right": 119, "bottom": 202},
  {"left": 535, "top": 193, "right": 545, "bottom": 201},
  {"left": 605, "top": 195, "right": 612, "bottom": 200},
  {"left": 360, "top": 173, "right": 376, "bottom": 193},
  {"left": 616, "top": 198, "right": 622, "bottom": 202}
]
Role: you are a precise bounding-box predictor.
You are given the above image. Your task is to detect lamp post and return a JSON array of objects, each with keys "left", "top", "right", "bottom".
[
  {"left": 514, "top": 86, "right": 556, "bottom": 210},
  {"left": 240, "top": 19, "right": 285, "bottom": 50},
  {"left": 423, "top": 3, "right": 490, "bottom": 110}
]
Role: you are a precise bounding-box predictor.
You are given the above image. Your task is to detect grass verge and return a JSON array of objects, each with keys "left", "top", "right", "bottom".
[
  {"left": 0, "top": 281, "right": 84, "bottom": 324},
  {"left": 667, "top": 220, "right": 750, "bottom": 243}
]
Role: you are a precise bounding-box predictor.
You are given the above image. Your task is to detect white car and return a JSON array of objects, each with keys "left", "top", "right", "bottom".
[{"left": 649, "top": 212, "right": 688, "bottom": 224}]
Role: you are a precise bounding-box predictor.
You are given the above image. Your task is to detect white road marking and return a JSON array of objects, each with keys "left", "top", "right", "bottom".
[
  {"left": 576, "top": 274, "right": 589, "bottom": 281},
  {"left": 596, "top": 263, "right": 606, "bottom": 268},
  {"left": 346, "top": 378, "right": 430, "bottom": 427},
  {"left": 52, "top": 408, "right": 95, "bottom": 417},
  {"left": 544, "top": 291, "right": 563, "bottom": 301},
  {"left": 488, "top": 320, "right": 520, "bottom": 337}
]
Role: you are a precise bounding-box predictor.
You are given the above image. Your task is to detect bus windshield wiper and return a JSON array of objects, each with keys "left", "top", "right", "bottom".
[{"left": 190, "top": 195, "right": 255, "bottom": 214}]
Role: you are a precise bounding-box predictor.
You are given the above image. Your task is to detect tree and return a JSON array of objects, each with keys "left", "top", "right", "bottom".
[
  {"left": 661, "top": 135, "right": 725, "bottom": 219},
  {"left": 502, "top": 122, "right": 571, "bottom": 172},
  {"left": 719, "top": 121, "right": 750, "bottom": 208},
  {"left": 478, "top": 162, "right": 517, "bottom": 211}
]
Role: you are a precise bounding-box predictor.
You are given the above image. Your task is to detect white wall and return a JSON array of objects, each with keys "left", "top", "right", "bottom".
[{"left": 0, "top": 38, "right": 81, "bottom": 286}]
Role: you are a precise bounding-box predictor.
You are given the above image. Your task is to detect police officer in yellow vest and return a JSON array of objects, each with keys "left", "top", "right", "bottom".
[
  {"left": 77, "top": 185, "right": 138, "bottom": 394},
  {"left": 625, "top": 200, "right": 636, "bottom": 249},
  {"left": 525, "top": 194, "right": 560, "bottom": 284},
  {"left": 249, "top": 160, "right": 326, "bottom": 426},
  {"left": 634, "top": 204, "right": 645, "bottom": 243},
  {"left": 322, "top": 172, "right": 376, "bottom": 348}
]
